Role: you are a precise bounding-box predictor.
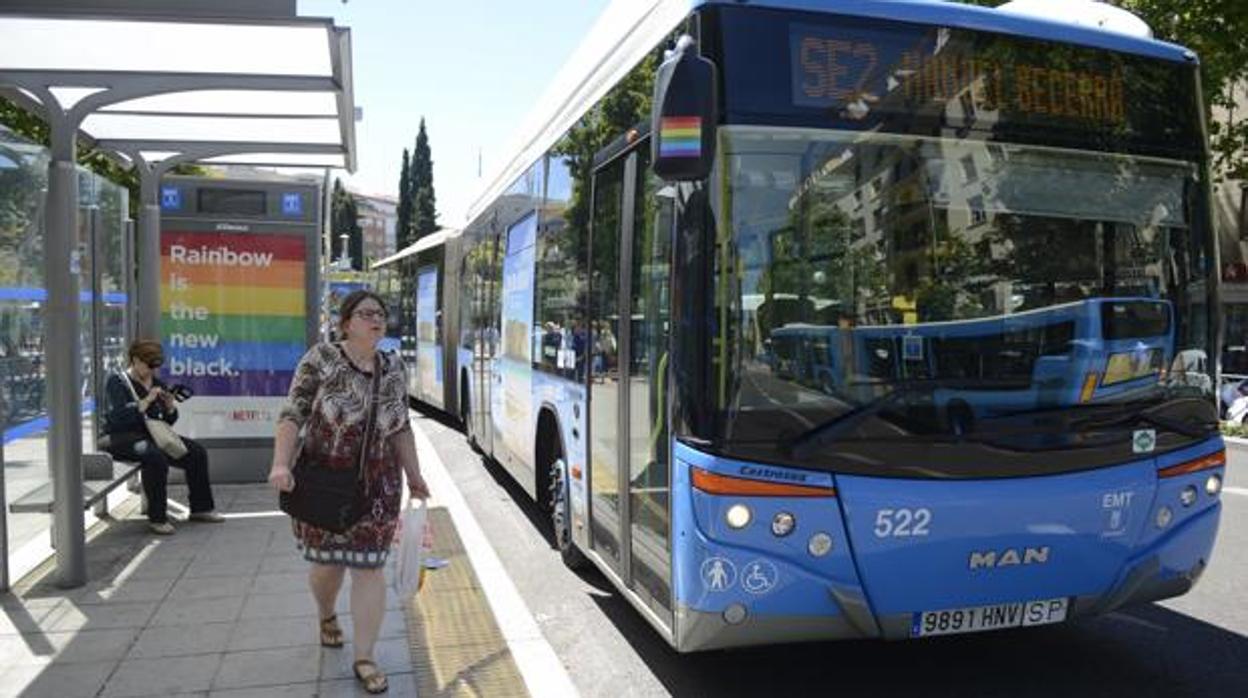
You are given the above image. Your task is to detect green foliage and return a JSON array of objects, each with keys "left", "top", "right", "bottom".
[
  {"left": 553, "top": 51, "right": 660, "bottom": 245},
  {"left": 1, "top": 96, "right": 205, "bottom": 218},
  {"left": 1119, "top": 0, "right": 1248, "bottom": 178},
  {"left": 1221, "top": 421, "right": 1248, "bottom": 438},
  {"left": 331, "top": 177, "right": 364, "bottom": 270},
  {"left": 0, "top": 144, "right": 45, "bottom": 287},
  {"left": 396, "top": 148, "right": 411, "bottom": 249},
  {"left": 953, "top": 0, "right": 1248, "bottom": 178},
  {"left": 411, "top": 118, "right": 438, "bottom": 240}
]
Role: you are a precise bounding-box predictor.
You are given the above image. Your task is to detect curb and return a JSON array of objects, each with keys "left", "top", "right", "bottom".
[{"left": 411, "top": 415, "right": 579, "bottom": 698}]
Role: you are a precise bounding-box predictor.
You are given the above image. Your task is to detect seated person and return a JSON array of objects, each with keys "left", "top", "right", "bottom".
[{"left": 101, "top": 339, "right": 224, "bottom": 535}]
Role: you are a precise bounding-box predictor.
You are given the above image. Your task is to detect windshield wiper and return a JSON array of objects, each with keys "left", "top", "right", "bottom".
[
  {"left": 787, "top": 379, "right": 1002, "bottom": 459},
  {"left": 1070, "top": 402, "right": 1216, "bottom": 439},
  {"left": 788, "top": 387, "right": 1217, "bottom": 459}
]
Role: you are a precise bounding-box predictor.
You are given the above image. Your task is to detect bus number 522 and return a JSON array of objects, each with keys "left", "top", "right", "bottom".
[{"left": 874, "top": 508, "right": 932, "bottom": 538}]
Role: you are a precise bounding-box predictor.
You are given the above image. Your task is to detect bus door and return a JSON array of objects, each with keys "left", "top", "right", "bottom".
[
  {"left": 472, "top": 231, "right": 503, "bottom": 457},
  {"left": 588, "top": 151, "right": 628, "bottom": 573},
  {"left": 589, "top": 141, "right": 674, "bottom": 623}
]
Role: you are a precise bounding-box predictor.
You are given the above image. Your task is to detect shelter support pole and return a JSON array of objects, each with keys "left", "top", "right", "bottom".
[
  {"left": 47, "top": 124, "right": 86, "bottom": 588},
  {"left": 1, "top": 432, "right": 9, "bottom": 593},
  {"left": 137, "top": 172, "right": 162, "bottom": 341}
]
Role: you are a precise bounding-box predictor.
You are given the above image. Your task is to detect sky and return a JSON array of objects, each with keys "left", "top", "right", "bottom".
[{"left": 297, "top": 0, "right": 611, "bottom": 226}]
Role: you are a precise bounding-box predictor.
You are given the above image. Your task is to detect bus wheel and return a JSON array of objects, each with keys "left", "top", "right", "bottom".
[{"left": 549, "top": 457, "right": 588, "bottom": 570}]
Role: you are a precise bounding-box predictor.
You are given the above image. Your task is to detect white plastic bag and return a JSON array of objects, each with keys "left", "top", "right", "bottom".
[{"left": 394, "top": 500, "right": 428, "bottom": 597}]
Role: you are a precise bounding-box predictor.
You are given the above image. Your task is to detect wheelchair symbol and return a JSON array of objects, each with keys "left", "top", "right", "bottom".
[{"left": 740, "top": 559, "right": 778, "bottom": 595}]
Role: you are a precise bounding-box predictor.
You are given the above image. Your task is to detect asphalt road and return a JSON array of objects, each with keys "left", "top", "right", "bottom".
[{"left": 416, "top": 411, "right": 1248, "bottom": 698}]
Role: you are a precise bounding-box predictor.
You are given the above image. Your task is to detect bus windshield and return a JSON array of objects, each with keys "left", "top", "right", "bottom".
[{"left": 711, "top": 127, "right": 1216, "bottom": 476}]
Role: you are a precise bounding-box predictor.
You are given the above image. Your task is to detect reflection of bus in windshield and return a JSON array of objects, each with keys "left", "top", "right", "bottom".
[{"left": 771, "top": 298, "right": 1174, "bottom": 425}]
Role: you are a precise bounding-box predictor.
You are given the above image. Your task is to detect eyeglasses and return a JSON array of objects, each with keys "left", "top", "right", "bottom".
[
  {"left": 352, "top": 308, "right": 387, "bottom": 321},
  {"left": 144, "top": 358, "right": 163, "bottom": 369}
]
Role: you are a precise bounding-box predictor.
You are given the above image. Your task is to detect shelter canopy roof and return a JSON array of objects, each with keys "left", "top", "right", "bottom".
[{"left": 0, "top": 11, "right": 355, "bottom": 171}]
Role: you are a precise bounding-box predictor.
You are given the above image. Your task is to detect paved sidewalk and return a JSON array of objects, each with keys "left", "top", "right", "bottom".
[{"left": 0, "top": 484, "right": 420, "bottom": 697}]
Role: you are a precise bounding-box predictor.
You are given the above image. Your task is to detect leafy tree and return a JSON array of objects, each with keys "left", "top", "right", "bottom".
[
  {"left": 552, "top": 50, "right": 661, "bottom": 260},
  {"left": 1117, "top": 0, "right": 1248, "bottom": 179},
  {"left": 954, "top": 0, "right": 1248, "bottom": 179},
  {"left": 0, "top": 138, "right": 45, "bottom": 288},
  {"left": 396, "top": 148, "right": 412, "bottom": 250},
  {"left": 331, "top": 178, "right": 364, "bottom": 270},
  {"left": 411, "top": 118, "right": 438, "bottom": 239},
  {"left": 1, "top": 96, "right": 205, "bottom": 217}
]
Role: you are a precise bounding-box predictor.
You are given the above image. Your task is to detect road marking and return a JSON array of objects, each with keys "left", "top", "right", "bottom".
[
  {"left": 411, "top": 416, "right": 579, "bottom": 698},
  {"left": 1223, "top": 486, "right": 1248, "bottom": 497}
]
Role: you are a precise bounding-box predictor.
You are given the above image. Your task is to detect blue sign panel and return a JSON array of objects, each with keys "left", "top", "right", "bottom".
[
  {"left": 160, "top": 186, "right": 182, "bottom": 211},
  {"left": 281, "top": 192, "right": 303, "bottom": 216}
]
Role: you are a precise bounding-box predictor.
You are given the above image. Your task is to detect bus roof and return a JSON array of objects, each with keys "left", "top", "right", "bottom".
[
  {"left": 464, "top": 0, "right": 1195, "bottom": 225},
  {"left": 371, "top": 227, "right": 460, "bottom": 269}
]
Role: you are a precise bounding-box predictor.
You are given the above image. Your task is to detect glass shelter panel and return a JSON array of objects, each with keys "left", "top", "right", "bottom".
[{"left": 2, "top": 126, "right": 130, "bottom": 578}]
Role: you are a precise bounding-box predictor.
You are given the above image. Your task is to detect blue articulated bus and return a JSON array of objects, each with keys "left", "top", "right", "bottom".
[{"left": 383, "top": 0, "right": 1226, "bottom": 651}]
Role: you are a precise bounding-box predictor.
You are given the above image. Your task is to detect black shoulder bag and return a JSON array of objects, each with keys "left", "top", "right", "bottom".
[{"left": 279, "top": 354, "right": 381, "bottom": 533}]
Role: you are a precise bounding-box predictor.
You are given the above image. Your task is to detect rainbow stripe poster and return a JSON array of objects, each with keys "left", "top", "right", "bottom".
[
  {"left": 161, "top": 230, "right": 306, "bottom": 438},
  {"left": 659, "top": 116, "right": 702, "bottom": 158}
]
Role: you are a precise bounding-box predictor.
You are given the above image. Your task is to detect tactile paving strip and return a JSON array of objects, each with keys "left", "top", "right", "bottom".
[{"left": 402, "top": 507, "right": 529, "bottom": 697}]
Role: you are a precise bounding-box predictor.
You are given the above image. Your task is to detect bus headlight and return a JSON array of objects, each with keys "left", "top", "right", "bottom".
[
  {"left": 1155, "top": 506, "right": 1173, "bottom": 529},
  {"left": 808, "top": 532, "right": 833, "bottom": 557},
  {"left": 725, "top": 504, "right": 752, "bottom": 529},
  {"left": 1206, "top": 474, "right": 1222, "bottom": 496},
  {"left": 771, "top": 512, "right": 796, "bottom": 537},
  {"left": 1179, "top": 485, "right": 1198, "bottom": 507}
]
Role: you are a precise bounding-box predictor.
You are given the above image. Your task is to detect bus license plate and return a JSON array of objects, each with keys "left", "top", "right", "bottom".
[{"left": 912, "top": 598, "right": 1068, "bottom": 637}]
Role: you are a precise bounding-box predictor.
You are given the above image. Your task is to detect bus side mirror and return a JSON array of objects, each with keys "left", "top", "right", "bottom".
[{"left": 651, "top": 35, "right": 718, "bottom": 182}]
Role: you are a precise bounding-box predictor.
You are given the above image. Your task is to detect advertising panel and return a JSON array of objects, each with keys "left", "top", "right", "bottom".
[
  {"left": 161, "top": 230, "right": 306, "bottom": 438},
  {"left": 416, "top": 266, "right": 441, "bottom": 404},
  {"left": 495, "top": 213, "right": 536, "bottom": 460}
]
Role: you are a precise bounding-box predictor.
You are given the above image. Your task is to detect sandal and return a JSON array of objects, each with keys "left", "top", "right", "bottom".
[
  {"left": 353, "top": 659, "right": 389, "bottom": 694},
  {"left": 319, "top": 615, "right": 344, "bottom": 648}
]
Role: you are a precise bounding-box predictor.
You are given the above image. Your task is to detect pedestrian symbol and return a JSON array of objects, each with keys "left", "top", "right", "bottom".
[
  {"left": 700, "top": 556, "right": 736, "bottom": 592},
  {"left": 741, "top": 559, "right": 778, "bottom": 595}
]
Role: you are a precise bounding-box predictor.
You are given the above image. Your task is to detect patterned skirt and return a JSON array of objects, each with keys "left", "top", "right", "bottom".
[{"left": 292, "top": 468, "right": 402, "bottom": 569}]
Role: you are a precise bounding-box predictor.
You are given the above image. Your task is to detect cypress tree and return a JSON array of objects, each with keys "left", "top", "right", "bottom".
[
  {"left": 396, "top": 148, "right": 412, "bottom": 250},
  {"left": 411, "top": 117, "right": 438, "bottom": 239}
]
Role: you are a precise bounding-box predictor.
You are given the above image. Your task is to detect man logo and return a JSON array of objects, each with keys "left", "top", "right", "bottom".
[{"left": 968, "top": 546, "right": 1050, "bottom": 570}]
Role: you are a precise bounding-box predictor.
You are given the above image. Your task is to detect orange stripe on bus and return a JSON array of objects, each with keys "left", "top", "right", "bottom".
[
  {"left": 1158, "top": 450, "right": 1225, "bottom": 478},
  {"left": 691, "top": 467, "right": 834, "bottom": 497}
]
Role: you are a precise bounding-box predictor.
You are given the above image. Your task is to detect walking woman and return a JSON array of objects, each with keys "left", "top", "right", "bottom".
[
  {"left": 102, "top": 339, "right": 223, "bottom": 535},
  {"left": 268, "top": 290, "right": 429, "bottom": 694}
]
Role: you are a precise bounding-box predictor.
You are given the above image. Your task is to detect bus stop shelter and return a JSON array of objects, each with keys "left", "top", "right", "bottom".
[{"left": 0, "top": 7, "right": 357, "bottom": 589}]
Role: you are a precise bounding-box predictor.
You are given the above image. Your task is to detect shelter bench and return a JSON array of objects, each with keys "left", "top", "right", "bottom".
[{"left": 7, "top": 454, "right": 142, "bottom": 518}]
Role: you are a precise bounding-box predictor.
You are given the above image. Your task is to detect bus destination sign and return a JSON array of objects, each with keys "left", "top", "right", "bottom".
[{"left": 790, "top": 24, "right": 1127, "bottom": 127}]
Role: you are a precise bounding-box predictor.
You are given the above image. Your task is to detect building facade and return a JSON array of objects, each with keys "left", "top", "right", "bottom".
[
  {"left": 354, "top": 193, "right": 398, "bottom": 267},
  {"left": 1214, "top": 82, "right": 1248, "bottom": 377}
]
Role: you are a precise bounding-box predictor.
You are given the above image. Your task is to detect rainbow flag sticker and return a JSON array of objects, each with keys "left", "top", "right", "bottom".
[{"left": 659, "top": 116, "right": 702, "bottom": 158}]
